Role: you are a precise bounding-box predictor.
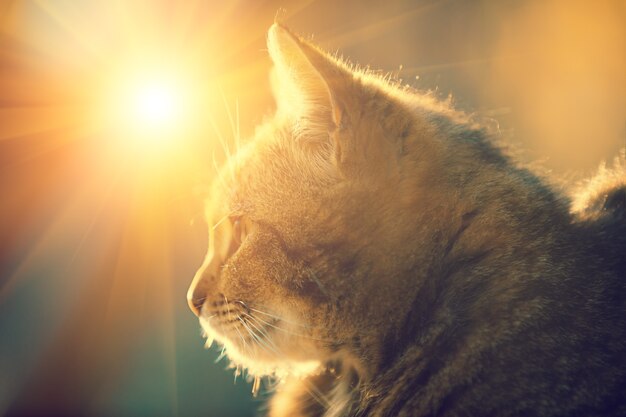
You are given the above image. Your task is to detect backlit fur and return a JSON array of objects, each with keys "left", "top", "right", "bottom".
[{"left": 188, "top": 24, "right": 626, "bottom": 417}]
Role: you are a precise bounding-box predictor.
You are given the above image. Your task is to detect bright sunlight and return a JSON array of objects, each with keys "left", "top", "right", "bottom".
[
  {"left": 99, "top": 65, "right": 199, "bottom": 152},
  {"left": 132, "top": 79, "right": 181, "bottom": 131}
]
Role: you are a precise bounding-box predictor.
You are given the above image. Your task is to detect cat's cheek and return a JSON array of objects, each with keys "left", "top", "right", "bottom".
[
  {"left": 219, "top": 252, "right": 294, "bottom": 306},
  {"left": 286, "top": 277, "right": 330, "bottom": 305},
  {"left": 237, "top": 238, "right": 316, "bottom": 297}
]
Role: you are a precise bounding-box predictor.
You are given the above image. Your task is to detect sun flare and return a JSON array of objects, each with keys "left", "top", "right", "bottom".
[
  {"left": 131, "top": 79, "right": 181, "bottom": 130},
  {"left": 99, "top": 66, "right": 195, "bottom": 150}
]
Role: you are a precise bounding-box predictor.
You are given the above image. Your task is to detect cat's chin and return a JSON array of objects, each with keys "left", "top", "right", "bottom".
[{"left": 199, "top": 316, "right": 322, "bottom": 379}]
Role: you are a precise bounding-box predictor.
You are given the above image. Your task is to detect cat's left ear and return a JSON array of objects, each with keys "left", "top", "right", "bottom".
[{"left": 267, "top": 23, "right": 350, "bottom": 144}]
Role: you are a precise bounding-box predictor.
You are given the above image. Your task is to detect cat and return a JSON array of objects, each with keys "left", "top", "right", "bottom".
[{"left": 187, "top": 23, "right": 626, "bottom": 417}]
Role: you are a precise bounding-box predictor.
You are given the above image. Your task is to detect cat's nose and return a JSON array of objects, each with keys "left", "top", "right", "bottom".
[
  {"left": 187, "top": 287, "right": 205, "bottom": 317},
  {"left": 187, "top": 267, "right": 210, "bottom": 316},
  {"left": 187, "top": 256, "right": 222, "bottom": 316}
]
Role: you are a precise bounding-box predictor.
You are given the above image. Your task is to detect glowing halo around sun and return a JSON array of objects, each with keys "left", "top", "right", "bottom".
[
  {"left": 131, "top": 79, "right": 181, "bottom": 131},
  {"left": 96, "top": 63, "right": 203, "bottom": 154},
  {"left": 2, "top": 2, "right": 251, "bottom": 177}
]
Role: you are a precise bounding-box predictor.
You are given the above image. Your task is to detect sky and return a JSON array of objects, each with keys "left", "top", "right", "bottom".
[{"left": 0, "top": 1, "right": 624, "bottom": 416}]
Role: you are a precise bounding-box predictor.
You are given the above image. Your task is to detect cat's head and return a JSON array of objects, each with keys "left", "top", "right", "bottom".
[{"left": 187, "top": 24, "right": 471, "bottom": 379}]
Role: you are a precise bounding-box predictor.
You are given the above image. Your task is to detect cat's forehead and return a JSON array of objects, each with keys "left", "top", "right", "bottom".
[{"left": 215, "top": 127, "right": 338, "bottom": 223}]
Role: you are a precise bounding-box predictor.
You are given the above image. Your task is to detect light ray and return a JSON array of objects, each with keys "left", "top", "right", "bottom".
[
  {"left": 324, "top": 0, "right": 449, "bottom": 47},
  {"left": 31, "top": 0, "right": 106, "bottom": 61},
  {"left": 0, "top": 151, "right": 126, "bottom": 304},
  {"left": 0, "top": 106, "right": 88, "bottom": 141},
  {"left": 399, "top": 54, "right": 520, "bottom": 75}
]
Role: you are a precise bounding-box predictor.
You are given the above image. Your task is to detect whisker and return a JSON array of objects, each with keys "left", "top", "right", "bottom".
[
  {"left": 246, "top": 313, "right": 339, "bottom": 344},
  {"left": 220, "top": 88, "right": 238, "bottom": 159},
  {"left": 207, "top": 110, "right": 232, "bottom": 164},
  {"left": 243, "top": 316, "right": 282, "bottom": 356},
  {"left": 211, "top": 211, "right": 232, "bottom": 231},
  {"left": 248, "top": 307, "right": 310, "bottom": 328},
  {"left": 233, "top": 315, "right": 251, "bottom": 365},
  {"left": 241, "top": 324, "right": 265, "bottom": 352},
  {"left": 245, "top": 313, "right": 336, "bottom": 359},
  {"left": 240, "top": 318, "right": 278, "bottom": 357},
  {"left": 235, "top": 317, "right": 255, "bottom": 353},
  {"left": 207, "top": 207, "right": 216, "bottom": 260},
  {"left": 224, "top": 294, "right": 233, "bottom": 320},
  {"left": 301, "top": 377, "right": 332, "bottom": 409},
  {"left": 215, "top": 88, "right": 236, "bottom": 181},
  {"left": 235, "top": 98, "right": 241, "bottom": 153},
  {"left": 212, "top": 149, "right": 230, "bottom": 191},
  {"left": 238, "top": 318, "right": 263, "bottom": 347},
  {"left": 243, "top": 314, "right": 277, "bottom": 344}
]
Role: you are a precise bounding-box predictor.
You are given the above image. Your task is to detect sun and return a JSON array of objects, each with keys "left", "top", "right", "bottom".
[
  {"left": 99, "top": 65, "right": 199, "bottom": 152},
  {"left": 131, "top": 79, "right": 181, "bottom": 130},
  {"left": 118, "top": 71, "right": 188, "bottom": 142}
]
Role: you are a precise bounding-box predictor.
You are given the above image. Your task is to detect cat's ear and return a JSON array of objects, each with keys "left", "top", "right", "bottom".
[{"left": 267, "top": 23, "right": 349, "bottom": 144}]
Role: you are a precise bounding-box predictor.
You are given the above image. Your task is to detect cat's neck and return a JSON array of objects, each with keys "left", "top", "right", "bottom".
[{"left": 350, "top": 168, "right": 573, "bottom": 379}]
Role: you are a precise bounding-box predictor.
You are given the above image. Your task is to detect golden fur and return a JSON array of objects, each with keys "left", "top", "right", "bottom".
[{"left": 188, "top": 24, "right": 626, "bottom": 417}]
